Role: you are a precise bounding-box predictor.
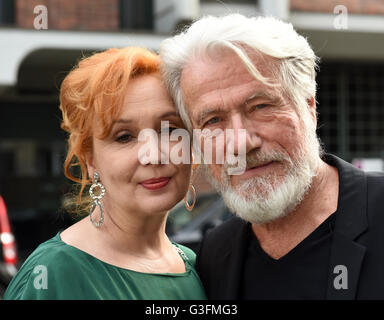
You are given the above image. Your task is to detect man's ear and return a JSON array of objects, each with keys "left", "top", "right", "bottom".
[{"left": 307, "top": 96, "right": 317, "bottom": 127}]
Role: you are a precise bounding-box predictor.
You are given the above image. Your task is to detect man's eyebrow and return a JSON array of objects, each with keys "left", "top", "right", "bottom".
[
  {"left": 195, "top": 93, "right": 282, "bottom": 127},
  {"left": 196, "top": 107, "right": 226, "bottom": 127},
  {"left": 244, "top": 92, "right": 281, "bottom": 104}
]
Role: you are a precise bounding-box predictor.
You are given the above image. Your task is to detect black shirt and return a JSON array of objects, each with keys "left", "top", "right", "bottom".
[{"left": 241, "top": 212, "right": 336, "bottom": 299}]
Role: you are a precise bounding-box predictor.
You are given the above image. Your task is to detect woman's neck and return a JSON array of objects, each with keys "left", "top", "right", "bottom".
[
  {"left": 61, "top": 202, "right": 172, "bottom": 262},
  {"left": 97, "top": 207, "right": 171, "bottom": 256}
]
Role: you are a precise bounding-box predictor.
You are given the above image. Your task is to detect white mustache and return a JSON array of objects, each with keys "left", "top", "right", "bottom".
[{"left": 223, "top": 150, "right": 290, "bottom": 175}]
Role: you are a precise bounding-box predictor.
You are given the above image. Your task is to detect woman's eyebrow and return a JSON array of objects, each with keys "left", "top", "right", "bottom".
[
  {"left": 112, "top": 111, "right": 180, "bottom": 127},
  {"left": 112, "top": 119, "right": 133, "bottom": 124},
  {"left": 159, "top": 111, "right": 179, "bottom": 118}
]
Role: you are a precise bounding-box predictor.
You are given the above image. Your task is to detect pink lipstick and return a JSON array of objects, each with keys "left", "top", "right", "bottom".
[{"left": 140, "top": 177, "right": 171, "bottom": 190}]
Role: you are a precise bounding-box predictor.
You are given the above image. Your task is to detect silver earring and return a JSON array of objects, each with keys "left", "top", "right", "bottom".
[{"left": 89, "top": 172, "right": 105, "bottom": 228}]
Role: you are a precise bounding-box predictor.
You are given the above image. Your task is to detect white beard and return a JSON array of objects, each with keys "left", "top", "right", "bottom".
[{"left": 203, "top": 129, "right": 321, "bottom": 224}]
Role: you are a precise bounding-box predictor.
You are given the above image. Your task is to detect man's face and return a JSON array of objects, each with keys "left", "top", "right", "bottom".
[{"left": 180, "top": 49, "right": 318, "bottom": 223}]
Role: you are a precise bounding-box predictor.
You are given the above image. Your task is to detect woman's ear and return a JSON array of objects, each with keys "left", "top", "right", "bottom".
[
  {"left": 191, "top": 148, "right": 201, "bottom": 170},
  {"left": 86, "top": 153, "right": 96, "bottom": 182}
]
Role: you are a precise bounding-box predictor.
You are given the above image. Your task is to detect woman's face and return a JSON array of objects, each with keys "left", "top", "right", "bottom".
[{"left": 88, "top": 74, "right": 191, "bottom": 218}]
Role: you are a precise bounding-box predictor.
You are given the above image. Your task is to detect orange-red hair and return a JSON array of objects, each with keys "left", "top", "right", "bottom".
[{"left": 59, "top": 47, "right": 159, "bottom": 205}]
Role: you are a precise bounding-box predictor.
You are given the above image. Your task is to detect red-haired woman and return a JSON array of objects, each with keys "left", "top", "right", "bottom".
[{"left": 4, "top": 47, "right": 206, "bottom": 300}]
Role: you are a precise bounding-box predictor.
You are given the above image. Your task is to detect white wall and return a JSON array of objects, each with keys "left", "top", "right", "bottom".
[
  {"left": 0, "top": 28, "right": 166, "bottom": 85},
  {"left": 1, "top": 5, "right": 384, "bottom": 85}
]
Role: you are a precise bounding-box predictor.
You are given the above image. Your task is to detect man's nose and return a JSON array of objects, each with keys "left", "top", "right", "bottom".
[{"left": 229, "top": 113, "right": 262, "bottom": 156}]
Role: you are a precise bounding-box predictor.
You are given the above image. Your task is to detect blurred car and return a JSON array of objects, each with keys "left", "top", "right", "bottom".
[
  {"left": 0, "top": 195, "right": 18, "bottom": 298},
  {"left": 167, "top": 192, "right": 233, "bottom": 252}
]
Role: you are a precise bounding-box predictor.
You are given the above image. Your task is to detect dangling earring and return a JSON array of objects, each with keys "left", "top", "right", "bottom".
[
  {"left": 184, "top": 184, "right": 196, "bottom": 211},
  {"left": 89, "top": 172, "right": 105, "bottom": 228}
]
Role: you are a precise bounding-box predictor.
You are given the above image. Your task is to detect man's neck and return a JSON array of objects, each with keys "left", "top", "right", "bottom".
[{"left": 251, "top": 160, "right": 339, "bottom": 259}]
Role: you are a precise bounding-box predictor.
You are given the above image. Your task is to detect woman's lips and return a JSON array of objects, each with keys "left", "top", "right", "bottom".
[{"left": 139, "top": 177, "right": 171, "bottom": 190}]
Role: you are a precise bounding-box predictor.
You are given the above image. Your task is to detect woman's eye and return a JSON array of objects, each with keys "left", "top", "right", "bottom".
[
  {"left": 161, "top": 126, "right": 179, "bottom": 133},
  {"left": 205, "top": 117, "right": 220, "bottom": 126},
  {"left": 116, "top": 133, "right": 133, "bottom": 143}
]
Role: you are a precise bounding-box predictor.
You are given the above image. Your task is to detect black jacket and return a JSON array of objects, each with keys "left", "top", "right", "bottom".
[{"left": 196, "top": 154, "right": 384, "bottom": 299}]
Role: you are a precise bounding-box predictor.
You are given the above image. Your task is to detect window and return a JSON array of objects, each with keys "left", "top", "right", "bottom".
[
  {"left": 317, "top": 62, "right": 384, "bottom": 161},
  {"left": 0, "top": 0, "right": 15, "bottom": 26},
  {"left": 119, "top": 0, "right": 153, "bottom": 30}
]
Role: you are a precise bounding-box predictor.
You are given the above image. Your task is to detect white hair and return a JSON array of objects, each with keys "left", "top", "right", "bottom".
[{"left": 160, "top": 14, "right": 320, "bottom": 133}]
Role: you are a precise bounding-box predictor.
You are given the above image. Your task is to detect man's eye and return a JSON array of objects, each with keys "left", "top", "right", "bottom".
[
  {"left": 116, "top": 134, "right": 133, "bottom": 143},
  {"left": 251, "top": 104, "right": 269, "bottom": 111},
  {"left": 205, "top": 117, "right": 220, "bottom": 126}
]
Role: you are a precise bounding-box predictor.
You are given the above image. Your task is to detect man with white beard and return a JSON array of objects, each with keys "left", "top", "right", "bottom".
[{"left": 160, "top": 14, "right": 384, "bottom": 299}]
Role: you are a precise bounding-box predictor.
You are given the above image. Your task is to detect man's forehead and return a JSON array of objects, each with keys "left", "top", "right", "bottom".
[
  {"left": 181, "top": 54, "right": 246, "bottom": 99},
  {"left": 180, "top": 58, "right": 216, "bottom": 105},
  {"left": 180, "top": 48, "right": 282, "bottom": 121},
  {"left": 181, "top": 48, "right": 278, "bottom": 88},
  {"left": 181, "top": 56, "right": 219, "bottom": 85},
  {"left": 182, "top": 55, "right": 276, "bottom": 93}
]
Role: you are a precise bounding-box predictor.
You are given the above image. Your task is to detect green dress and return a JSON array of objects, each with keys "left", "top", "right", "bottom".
[{"left": 3, "top": 232, "right": 207, "bottom": 300}]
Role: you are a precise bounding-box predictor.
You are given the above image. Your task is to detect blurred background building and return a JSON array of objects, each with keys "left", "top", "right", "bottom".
[{"left": 0, "top": 0, "right": 384, "bottom": 265}]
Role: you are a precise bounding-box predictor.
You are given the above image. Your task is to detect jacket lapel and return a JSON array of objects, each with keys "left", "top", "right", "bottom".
[
  {"left": 326, "top": 232, "right": 366, "bottom": 299},
  {"left": 220, "top": 217, "right": 249, "bottom": 299},
  {"left": 324, "top": 155, "right": 368, "bottom": 299}
]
